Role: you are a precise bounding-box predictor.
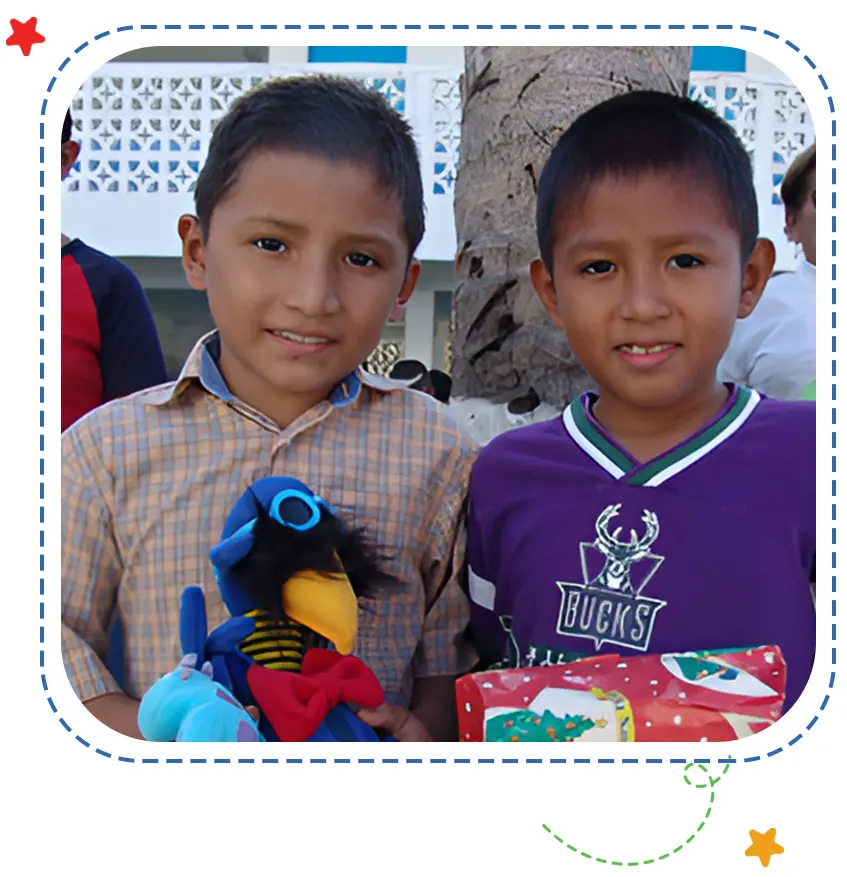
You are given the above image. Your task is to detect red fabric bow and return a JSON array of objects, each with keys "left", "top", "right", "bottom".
[{"left": 246, "top": 649, "right": 385, "bottom": 742}]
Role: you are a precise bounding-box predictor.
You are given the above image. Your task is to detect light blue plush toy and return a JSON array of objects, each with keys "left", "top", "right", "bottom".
[{"left": 138, "top": 653, "right": 265, "bottom": 742}]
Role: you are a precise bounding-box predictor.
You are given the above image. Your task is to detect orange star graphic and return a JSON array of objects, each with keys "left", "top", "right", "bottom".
[
  {"left": 745, "top": 828, "right": 784, "bottom": 867},
  {"left": 6, "top": 17, "right": 45, "bottom": 56}
]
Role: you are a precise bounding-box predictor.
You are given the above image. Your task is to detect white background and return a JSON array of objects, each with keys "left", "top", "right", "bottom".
[{"left": 2, "top": 1, "right": 839, "bottom": 874}]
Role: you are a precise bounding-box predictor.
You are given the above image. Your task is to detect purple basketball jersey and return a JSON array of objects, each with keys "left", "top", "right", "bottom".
[{"left": 466, "top": 385, "right": 816, "bottom": 714}]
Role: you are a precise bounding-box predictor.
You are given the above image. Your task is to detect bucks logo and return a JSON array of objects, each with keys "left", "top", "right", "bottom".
[{"left": 556, "top": 504, "right": 667, "bottom": 651}]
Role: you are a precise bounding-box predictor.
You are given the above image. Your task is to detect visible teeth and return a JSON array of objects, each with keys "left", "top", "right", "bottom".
[
  {"left": 274, "top": 331, "right": 328, "bottom": 344},
  {"left": 621, "top": 344, "right": 669, "bottom": 354}
]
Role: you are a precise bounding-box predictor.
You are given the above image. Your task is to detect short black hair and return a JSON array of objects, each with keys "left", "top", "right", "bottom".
[
  {"left": 195, "top": 75, "right": 425, "bottom": 257},
  {"left": 62, "top": 110, "right": 73, "bottom": 144},
  {"left": 536, "top": 90, "right": 759, "bottom": 272},
  {"left": 429, "top": 369, "right": 452, "bottom": 403}
]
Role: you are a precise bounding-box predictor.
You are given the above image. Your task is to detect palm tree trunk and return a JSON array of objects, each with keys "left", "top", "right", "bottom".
[{"left": 450, "top": 46, "right": 692, "bottom": 409}]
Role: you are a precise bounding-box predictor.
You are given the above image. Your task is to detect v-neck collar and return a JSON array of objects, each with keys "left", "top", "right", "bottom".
[{"left": 562, "top": 384, "right": 760, "bottom": 487}]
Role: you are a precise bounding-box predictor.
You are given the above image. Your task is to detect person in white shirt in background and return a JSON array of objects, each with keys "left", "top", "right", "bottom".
[{"left": 719, "top": 142, "right": 817, "bottom": 399}]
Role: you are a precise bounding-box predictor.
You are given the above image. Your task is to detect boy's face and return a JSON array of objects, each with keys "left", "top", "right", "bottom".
[
  {"left": 532, "top": 172, "right": 774, "bottom": 412},
  {"left": 785, "top": 167, "right": 816, "bottom": 265},
  {"left": 61, "top": 140, "right": 80, "bottom": 181},
  {"left": 180, "top": 149, "right": 417, "bottom": 416}
]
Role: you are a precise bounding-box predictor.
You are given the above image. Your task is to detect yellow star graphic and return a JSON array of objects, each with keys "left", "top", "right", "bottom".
[{"left": 745, "top": 828, "right": 784, "bottom": 866}]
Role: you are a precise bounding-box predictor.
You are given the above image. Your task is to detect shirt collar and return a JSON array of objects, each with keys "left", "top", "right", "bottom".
[{"left": 144, "top": 330, "right": 415, "bottom": 408}]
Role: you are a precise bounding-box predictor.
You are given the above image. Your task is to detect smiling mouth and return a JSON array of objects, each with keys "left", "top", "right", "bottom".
[
  {"left": 266, "top": 329, "right": 337, "bottom": 357},
  {"left": 614, "top": 343, "right": 681, "bottom": 368},
  {"left": 268, "top": 330, "right": 335, "bottom": 344},
  {"left": 615, "top": 343, "right": 679, "bottom": 355}
]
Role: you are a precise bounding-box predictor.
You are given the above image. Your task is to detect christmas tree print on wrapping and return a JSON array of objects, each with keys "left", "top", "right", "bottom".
[
  {"left": 672, "top": 655, "right": 739, "bottom": 682},
  {"left": 485, "top": 708, "right": 608, "bottom": 742}
]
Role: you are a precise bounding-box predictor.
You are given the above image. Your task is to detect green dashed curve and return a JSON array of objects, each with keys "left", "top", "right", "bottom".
[{"left": 542, "top": 761, "right": 732, "bottom": 865}]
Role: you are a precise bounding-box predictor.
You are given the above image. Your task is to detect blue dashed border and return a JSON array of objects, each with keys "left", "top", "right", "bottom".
[{"left": 42, "top": 23, "right": 835, "bottom": 764}]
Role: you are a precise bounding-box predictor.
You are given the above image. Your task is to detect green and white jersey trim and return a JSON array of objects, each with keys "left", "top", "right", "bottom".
[
  {"left": 562, "top": 386, "right": 761, "bottom": 487},
  {"left": 562, "top": 403, "right": 629, "bottom": 479}
]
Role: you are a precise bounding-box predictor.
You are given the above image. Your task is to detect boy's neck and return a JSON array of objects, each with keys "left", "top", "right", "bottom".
[
  {"left": 217, "top": 348, "right": 334, "bottom": 430},
  {"left": 591, "top": 381, "right": 730, "bottom": 463}
]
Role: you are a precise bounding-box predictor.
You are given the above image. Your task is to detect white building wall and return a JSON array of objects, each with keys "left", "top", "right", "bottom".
[
  {"left": 745, "top": 52, "right": 793, "bottom": 82},
  {"left": 406, "top": 46, "right": 464, "bottom": 66},
  {"left": 268, "top": 46, "right": 310, "bottom": 64},
  {"left": 402, "top": 291, "right": 436, "bottom": 367},
  {"left": 113, "top": 45, "right": 268, "bottom": 62}
]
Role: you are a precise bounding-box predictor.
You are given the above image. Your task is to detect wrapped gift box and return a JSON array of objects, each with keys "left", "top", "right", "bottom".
[{"left": 456, "top": 647, "right": 786, "bottom": 742}]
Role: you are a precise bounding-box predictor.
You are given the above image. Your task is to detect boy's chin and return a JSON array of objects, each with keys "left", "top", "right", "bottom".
[
  {"left": 265, "top": 359, "right": 357, "bottom": 398},
  {"left": 599, "top": 373, "right": 696, "bottom": 411}
]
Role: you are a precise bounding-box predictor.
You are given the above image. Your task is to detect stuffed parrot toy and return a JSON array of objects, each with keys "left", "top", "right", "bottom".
[{"left": 139, "top": 477, "right": 399, "bottom": 743}]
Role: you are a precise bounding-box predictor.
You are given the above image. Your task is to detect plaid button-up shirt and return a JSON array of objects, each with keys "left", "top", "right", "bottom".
[{"left": 62, "top": 331, "right": 478, "bottom": 708}]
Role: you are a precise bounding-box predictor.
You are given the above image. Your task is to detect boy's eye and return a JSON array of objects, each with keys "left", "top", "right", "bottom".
[
  {"left": 581, "top": 259, "right": 616, "bottom": 276},
  {"left": 669, "top": 253, "right": 703, "bottom": 269},
  {"left": 346, "top": 252, "right": 379, "bottom": 269},
  {"left": 255, "top": 238, "right": 286, "bottom": 253}
]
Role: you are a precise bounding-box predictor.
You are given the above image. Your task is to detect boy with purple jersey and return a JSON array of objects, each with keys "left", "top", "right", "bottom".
[{"left": 465, "top": 91, "right": 815, "bottom": 715}]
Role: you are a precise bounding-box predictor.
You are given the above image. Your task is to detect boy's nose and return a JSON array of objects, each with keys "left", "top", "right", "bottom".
[
  {"left": 285, "top": 263, "right": 340, "bottom": 317},
  {"left": 618, "top": 273, "right": 672, "bottom": 322}
]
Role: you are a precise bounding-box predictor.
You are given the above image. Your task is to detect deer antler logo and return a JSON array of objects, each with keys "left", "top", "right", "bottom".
[
  {"left": 591, "top": 504, "right": 660, "bottom": 593},
  {"left": 554, "top": 503, "right": 667, "bottom": 652}
]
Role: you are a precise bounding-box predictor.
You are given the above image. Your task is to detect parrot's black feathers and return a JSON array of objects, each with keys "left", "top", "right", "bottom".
[{"left": 229, "top": 493, "right": 398, "bottom": 618}]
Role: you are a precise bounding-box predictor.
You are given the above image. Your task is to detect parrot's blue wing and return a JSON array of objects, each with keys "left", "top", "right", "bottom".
[
  {"left": 205, "top": 618, "right": 256, "bottom": 694},
  {"left": 179, "top": 587, "right": 209, "bottom": 660},
  {"left": 210, "top": 656, "right": 233, "bottom": 692},
  {"left": 206, "top": 617, "right": 256, "bottom": 654},
  {"left": 179, "top": 589, "right": 254, "bottom": 694}
]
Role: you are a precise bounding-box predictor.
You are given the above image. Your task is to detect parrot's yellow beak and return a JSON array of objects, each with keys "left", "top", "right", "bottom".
[{"left": 281, "top": 566, "right": 358, "bottom": 655}]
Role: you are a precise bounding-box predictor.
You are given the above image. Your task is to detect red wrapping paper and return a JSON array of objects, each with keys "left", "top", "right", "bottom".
[{"left": 456, "top": 647, "right": 786, "bottom": 742}]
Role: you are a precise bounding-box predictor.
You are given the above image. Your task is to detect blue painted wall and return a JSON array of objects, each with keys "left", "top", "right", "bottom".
[
  {"left": 308, "top": 46, "right": 408, "bottom": 63},
  {"left": 690, "top": 46, "right": 746, "bottom": 72}
]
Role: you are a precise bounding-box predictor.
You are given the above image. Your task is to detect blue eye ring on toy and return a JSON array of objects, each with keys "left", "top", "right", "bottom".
[
  {"left": 227, "top": 489, "right": 328, "bottom": 541},
  {"left": 269, "top": 489, "right": 327, "bottom": 531}
]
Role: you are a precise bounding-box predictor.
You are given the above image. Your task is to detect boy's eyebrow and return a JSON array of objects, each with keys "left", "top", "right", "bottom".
[
  {"left": 562, "top": 231, "right": 726, "bottom": 253},
  {"left": 240, "top": 215, "right": 398, "bottom": 249},
  {"left": 241, "top": 215, "right": 306, "bottom": 232}
]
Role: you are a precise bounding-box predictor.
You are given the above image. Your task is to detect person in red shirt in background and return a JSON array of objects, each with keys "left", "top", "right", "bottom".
[
  {"left": 63, "top": 109, "right": 170, "bottom": 685},
  {"left": 61, "top": 109, "right": 168, "bottom": 431}
]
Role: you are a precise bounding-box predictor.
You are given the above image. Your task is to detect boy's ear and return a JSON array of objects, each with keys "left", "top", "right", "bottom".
[
  {"left": 784, "top": 205, "right": 799, "bottom": 242},
  {"left": 397, "top": 257, "right": 421, "bottom": 307},
  {"left": 737, "top": 238, "right": 777, "bottom": 319},
  {"left": 60, "top": 141, "right": 80, "bottom": 180},
  {"left": 530, "top": 258, "right": 566, "bottom": 331},
  {"left": 178, "top": 214, "right": 207, "bottom": 292}
]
